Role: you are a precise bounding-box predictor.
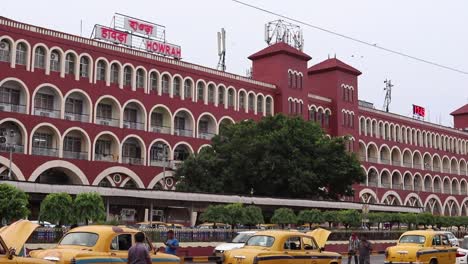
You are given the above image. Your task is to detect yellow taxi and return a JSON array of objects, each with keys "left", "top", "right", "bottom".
[
  {"left": 223, "top": 228, "right": 341, "bottom": 264},
  {"left": 385, "top": 230, "right": 457, "bottom": 264},
  {"left": 0, "top": 220, "right": 53, "bottom": 264},
  {"left": 30, "top": 225, "right": 179, "bottom": 264}
]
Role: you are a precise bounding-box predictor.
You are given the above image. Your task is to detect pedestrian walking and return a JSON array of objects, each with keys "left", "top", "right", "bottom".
[
  {"left": 347, "top": 232, "right": 359, "bottom": 264},
  {"left": 358, "top": 235, "right": 372, "bottom": 264},
  {"left": 128, "top": 232, "right": 151, "bottom": 264},
  {"left": 165, "top": 230, "right": 179, "bottom": 255}
]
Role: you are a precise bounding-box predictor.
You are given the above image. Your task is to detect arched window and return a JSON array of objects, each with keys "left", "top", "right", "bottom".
[
  {"left": 288, "top": 71, "right": 292, "bottom": 87},
  {"left": 123, "top": 66, "right": 132, "bottom": 86},
  {"left": 350, "top": 113, "right": 354, "bottom": 128},
  {"left": 228, "top": 89, "right": 234, "bottom": 107},
  {"left": 184, "top": 79, "right": 192, "bottom": 99},
  {"left": 136, "top": 69, "right": 145, "bottom": 89},
  {"left": 257, "top": 97, "right": 263, "bottom": 115},
  {"left": 309, "top": 108, "right": 316, "bottom": 121},
  {"left": 218, "top": 86, "right": 225, "bottom": 105},
  {"left": 288, "top": 101, "right": 293, "bottom": 114},
  {"left": 65, "top": 54, "right": 75, "bottom": 75},
  {"left": 79, "top": 57, "right": 90, "bottom": 78},
  {"left": 299, "top": 75, "right": 303, "bottom": 89},
  {"left": 15, "top": 43, "right": 27, "bottom": 65},
  {"left": 197, "top": 82, "right": 205, "bottom": 102},
  {"left": 162, "top": 75, "right": 170, "bottom": 94},
  {"left": 110, "top": 64, "right": 120, "bottom": 84},
  {"left": 149, "top": 72, "right": 158, "bottom": 92},
  {"left": 173, "top": 77, "right": 181, "bottom": 97},
  {"left": 248, "top": 93, "right": 255, "bottom": 112},
  {"left": 316, "top": 110, "right": 323, "bottom": 125},
  {"left": 0, "top": 40, "right": 11, "bottom": 62},
  {"left": 324, "top": 111, "right": 330, "bottom": 128},
  {"left": 208, "top": 84, "right": 215, "bottom": 104},
  {"left": 96, "top": 61, "right": 106, "bottom": 81},
  {"left": 266, "top": 97, "right": 272, "bottom": 116},
  {"left": 50, "top": 51, "right": 60, "bottom": 72},
  {"left": 342, "top": 112, "right": 347, "bottom": 126},
  {"left": 34, "top": 47, "right": 46, "bottom": 69},
  {"left": 239, "top": 92, "right": 246, "bottom": 110},
  {"left": 294, "top": 73, "right": 298, "bottom": 88}
]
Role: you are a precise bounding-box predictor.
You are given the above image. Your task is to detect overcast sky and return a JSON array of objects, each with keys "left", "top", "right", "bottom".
[{"left": 2, "top": 0, "right": 467, "bottom": 126}]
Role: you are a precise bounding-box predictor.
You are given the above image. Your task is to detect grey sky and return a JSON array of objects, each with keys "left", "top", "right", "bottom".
[{"left": 2, "top": 0, "right": 467, "bottom": 126}]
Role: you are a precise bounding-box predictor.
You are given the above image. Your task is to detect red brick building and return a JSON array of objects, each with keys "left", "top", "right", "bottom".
[{"left": 0, "top": 16, "right": 466, "bottom": 220}]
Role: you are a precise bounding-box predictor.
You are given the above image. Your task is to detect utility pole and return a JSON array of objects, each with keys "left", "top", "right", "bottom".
[{"left": 383, "top": 79, "right": 393, "bottom": 112}]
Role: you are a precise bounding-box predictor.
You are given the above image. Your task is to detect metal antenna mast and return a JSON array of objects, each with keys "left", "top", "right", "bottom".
[
  {"left": 265, "top": 20, "right": 303, "bottom": 50},
  {"left": 383, "top": 79, "right": 393, "bottom": 112},
  {"left": 217, "top": 28, "right": 226, "bottom": 71}
]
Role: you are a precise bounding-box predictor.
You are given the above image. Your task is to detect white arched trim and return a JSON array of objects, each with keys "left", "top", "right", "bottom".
[
  {"left": 380, "top": 190, "right": 403, "bottom": 205},
  {"left": 61, "top": 127, "right": 92, "bottom": 160},
  {"left": 403, "top": 193, "right": 423, "bottom": 206},
  {"left": 196, "top": 112, "right": 218, "bottom": 136},
  {"left": 147, "top": 138, "right": 173, "bottom": 164},
  {"left": 92, "top": 166, "right": 144, "bottom": 189},
  {"left": 197, "top": 144, "right": 212, "bottom": 153},
  {"left": 147, "top": 170, "right": 175, "bottom": 189},
  {"left": 172, "top": 108, "right": 196, "bottom": 137},
  {"left": 63, "top": 88, "right": 93, "bottom": 122},
  {"left": 0, "top": 77, "right": 31, "bottom": 114},
  {"left": 29, "top": 122, "right": 62, "bottom": 155},
  {"left": 0, "top": 117, "right": 28, "bottom": 154},
  {"left": 29, "top": 160, "right": 89, "bottom": 185},
  {"left": 0, "top": 156, "right": 25, "bottom": 181}
]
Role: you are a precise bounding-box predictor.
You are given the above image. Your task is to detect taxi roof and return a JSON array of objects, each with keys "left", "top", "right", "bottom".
[
  {"left": 253, "top": 230, "right": 306, "bottom": 237},
  {"left": 401, "top": 230, "right": 446, "bottom": 236},
  {"left": 69, "top": 225, "right": 139, "bottom": 236}
]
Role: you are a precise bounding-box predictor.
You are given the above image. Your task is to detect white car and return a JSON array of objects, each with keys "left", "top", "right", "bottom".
[
  {"left": 456, "top": 236, "right": 468, "bottom": 264},
  {"left": 30, "top": 220, "right": 56, "bottom": 228},
  {"left": 213, "top": 231, "right": 256, "bottom": 260},
  {"left": 445, "top": 231, "right": 459, "bottom": 247}
]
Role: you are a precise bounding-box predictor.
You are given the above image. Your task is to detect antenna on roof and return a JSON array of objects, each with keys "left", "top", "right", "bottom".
[
  {"left": 383, "top": 79, "right": 393, "bottom": 112},
  {"left": 217, "top": 28, "right": 226, "bottom": 71}
]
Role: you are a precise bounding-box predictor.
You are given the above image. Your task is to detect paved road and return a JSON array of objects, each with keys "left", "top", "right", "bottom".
[{"left": 344, "top": 254, "right": 385, "bottom": 263}]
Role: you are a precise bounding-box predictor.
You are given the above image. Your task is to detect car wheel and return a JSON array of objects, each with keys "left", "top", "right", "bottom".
[{"left": 429, "top": 259, "right": 437, "bottom": 264}]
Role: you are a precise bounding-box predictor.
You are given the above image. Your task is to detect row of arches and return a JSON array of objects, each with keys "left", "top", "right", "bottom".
[
  {"left": 359, "top": 189, "right": 468, "bottom": 216},
  {"left": 0, "top": 36, "right": 274, "bottom": 116},
  {"left": 359, "top": 141, "right": 468, "bottom": 176},
  {"left": 364, "top": 166, "right": 468, "bottom": 196},
  {"left": 0, "top": 78, "right": 236, "bottom": 139},
  {"left": 308, "top": 105, "right": 331, "bottom": 128},
  {"left": 358, "top": 116, "right": 468, "bottom": 156},
  {"left": 0, "top": 118, "right": 217, "bottom": 168}
]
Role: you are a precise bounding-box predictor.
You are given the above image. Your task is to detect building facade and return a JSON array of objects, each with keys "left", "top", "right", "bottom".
[{"left": 0, "top": 17, "right": 467, "bottom": 221}]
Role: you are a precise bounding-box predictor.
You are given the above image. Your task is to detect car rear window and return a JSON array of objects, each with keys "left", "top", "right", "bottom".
[
  {"left": 399, "top": 235, "right": 426, "bottom": 244},
  {"left": 246, "top": 235, "right": 275, "bottom": 247},
  {"left": 232, "top": 233, "right": 254, "bottom": 243},
  {"left": 59, "top": 232, "right": 99, "bottom": 247}
]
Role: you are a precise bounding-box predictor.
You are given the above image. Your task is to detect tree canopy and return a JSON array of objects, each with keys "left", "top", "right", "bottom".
[
  {"left": 271, "top": 208, "right": 297, "bottom": 228},
  {"left": 200, "top": 205, "right": 228, "bottom": 225},
  {"left": 243, "top": 205, "right": 264, "bottom": 227},
  {"left": 39, "top": 193, "right": 73, "bottom": 226},
  {"left": 73, "top": 192, "right": 106, "bottom": 224},
  {"left": 0, "top": 183, "right": 29, "bottom": 224},
  {"left": 298, "top": 209, "right": 323, "bottom": 228},
  {"left": 175, "top": 114, "right": 365, "bottom": 199}
]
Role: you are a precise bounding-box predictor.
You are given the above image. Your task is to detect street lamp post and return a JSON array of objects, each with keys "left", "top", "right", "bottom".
[{"left": 7, "top": 130, "right": 15, "bottom": 180}]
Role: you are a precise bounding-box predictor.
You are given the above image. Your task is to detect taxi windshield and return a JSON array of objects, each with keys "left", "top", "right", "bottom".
[
  {"left": 232, "top": 233, "right": 254, "bottom": 243},
  {"left": 59, "top": 232, "right": 99, "bottom": 247},
  {"left": 245, "top": 235, "right": 275, "bottom": 247},
  {"left": 399, "top": 235, "right": 426, "bottom": 244}
]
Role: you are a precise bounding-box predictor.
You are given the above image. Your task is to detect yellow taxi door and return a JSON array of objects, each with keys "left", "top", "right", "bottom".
[
  {"left": 440, "top": 234, "right": 454, "bottom": 264},
  {"left": 0, "top": 240, "right": 16, "bottom": 264},
  {"left": 431, "top": 235, "right": 448, "bottom": 264},
  {"left": 301, "top": 236, "right": 331, "bottom": 264},
  {"left": 109, "top": 233, "right": 133, "bottom": 263},
  {"left": 283, "top": 236, "right": 306, "bottom": 264}
]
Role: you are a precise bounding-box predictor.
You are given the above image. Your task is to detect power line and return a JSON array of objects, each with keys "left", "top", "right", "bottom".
[{"left": 232, "top": 0, "right": 468, "bottom": 75}]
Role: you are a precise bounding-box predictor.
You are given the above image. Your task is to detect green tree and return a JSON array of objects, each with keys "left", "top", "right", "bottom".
[
  {"left": 298, "top": 209, "right": 323, "bottom": 229},
  {"left": 271, "top": 208, "right": 297, "bottom": 229},
  {"left": 74, "top": 192, "right": 106, "bottom": 225},
  {"left": 39, "top": 193, "right": 73, "bottom": 226},
  {"left": 367, "top": 212, "right": 385, "bottom": 230},
  {"left": 338, "top": 210, "right": 361, "bottom": 229},
  {"left": 243, "top": 205, "right": 264, "bottom": 228},
  {"left": 175, "top": 114, "right": 365, "bottom": 199},
  {"left": 224, "top": 203, "right": 245, "bottom": 228},
  {"left": 418, "top": 212, "right": 435, "bottom": 228},
  {"left": 200, "top": 205, "right": 228, "bottom": 228},
  {"left": 0, "top": 183, "right": 29, "bottom": 224},
  {"left": 323, "top": 211, "right": 340, "bottom": 229}
]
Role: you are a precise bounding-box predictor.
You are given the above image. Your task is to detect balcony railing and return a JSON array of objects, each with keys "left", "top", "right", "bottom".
[
  {"left": 367, "top": 157, "right": 378, "bottom": 163},
  {"left": 0, "top": 102, "right": 26, "bottom": 113},
  {"left": 64, "top": 112, "right": 89, "bottom": 123},
  {"left": 392, "top": 184, "right": 403, "bottom": 190},
  {"left": 123, "top": 121, "right": 145, "bottom": 130},
  {"left": 94, "top": 153, "right": 118, "bottom": 162},
  {"left": 32, "top": 146, "right": 58, "bottom": 157},
  {"left": 122, "top": 156, "right": 144, "bottom": 165},
  {"left": 34, "top": 107, "right": 61, "bottom": 118},
  {"left": 433, "top": 187, "right": 441, "bottom": 193},
  {"left": 198, "top": 132, "right": 215, "bottom": 140},
  {"left": 0, "top": 143, "right": 24, "bottom": 154},
  {"left": 150, "top": 125, "right": 171, "bottom": 134},
  {"left": 380, "top": 159, "right": 390, "bottom": 165},
  {"left": 381, "top": 183, "right": 391, "bottom": 188},
  {"left": 96, "top": 116, "right": 119, "bottom": 127},
  {"left": 403, "top": 162, "right": 412, "bottom": 168},
  {"left": 392, "top": 161, "right": 401, "bottom": 166},
  {"left": 149, "top": 159, "right": 169, "bottom": 167},
  {"left": 367, "top": 182, "right": 378, "bottom": 187},
  {"left": 174, "top": 128, "right": 192, "bottom": 137},
  {"left": 63, "top": 150, "right": 88, "bottom": 160}
]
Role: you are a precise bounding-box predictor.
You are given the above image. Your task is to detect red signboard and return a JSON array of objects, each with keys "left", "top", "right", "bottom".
[
  {"left": 95, "top": 25, "right": 132, "bottom": 47},
  {"left": 124, "top": 17, "right": 157, "bottom": 38},
  {"left": 413, "top": 104, "right": 425, "bottom": 117},
  {"left": 146, "top": 40, "right": 181, "bottom": 59}
]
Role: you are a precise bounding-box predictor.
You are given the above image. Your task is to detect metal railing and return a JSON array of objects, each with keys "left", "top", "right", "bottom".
[
  {"left": 174, "top": 128, "right": 193, "bottom": 137},
  {"left": 367, "top": 157, "right": 378, "bottom": 163},
  {"left": 403, "top": 162, "right": 412, "bottom": 168},
  {"left": 122, "top": 156, "right": 144, "bottom": 165},
  {"left": 0, "top": 102, "right": 26, "bottom": 113},
  {"left": 392, "top": 161, "right": 401, "bottom": 166},
  {"left": 63, "top": 151, "right": 88, "bottom": 160},
  {"left": 96, "top": 116, "right": 120, "bottom": 127},
  {"left": 123, "top": 121, "right": 145, "bottom": 130},
  {"left": 32, "top": 146, "right": 58, "bottom": 157},
  {"left": 34, "top": 107, "right": 61, "bottom": 118},
  {"left": 0, "top": 143, "right": 24, "bottom": 154},
  {"left": 95, "top": 153, "right": 118, "bottom": 162},
  {"left": 150, "top": 125, "right": 171, "bottom": 134},
  {"left": 367, "top": 182, "right": 378, "bottom": 187},
  {"left": 64, "top": 112, "right": 89, "bottom": 123},
  {"left": 198, "top": 132, "right": 215, "bottom": 140},
  {"left": 150, "top": 159, "right": 169, "bottom": 167},
  {"left": 380, "top": 159, "right": 390, "bottom": 165}
]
